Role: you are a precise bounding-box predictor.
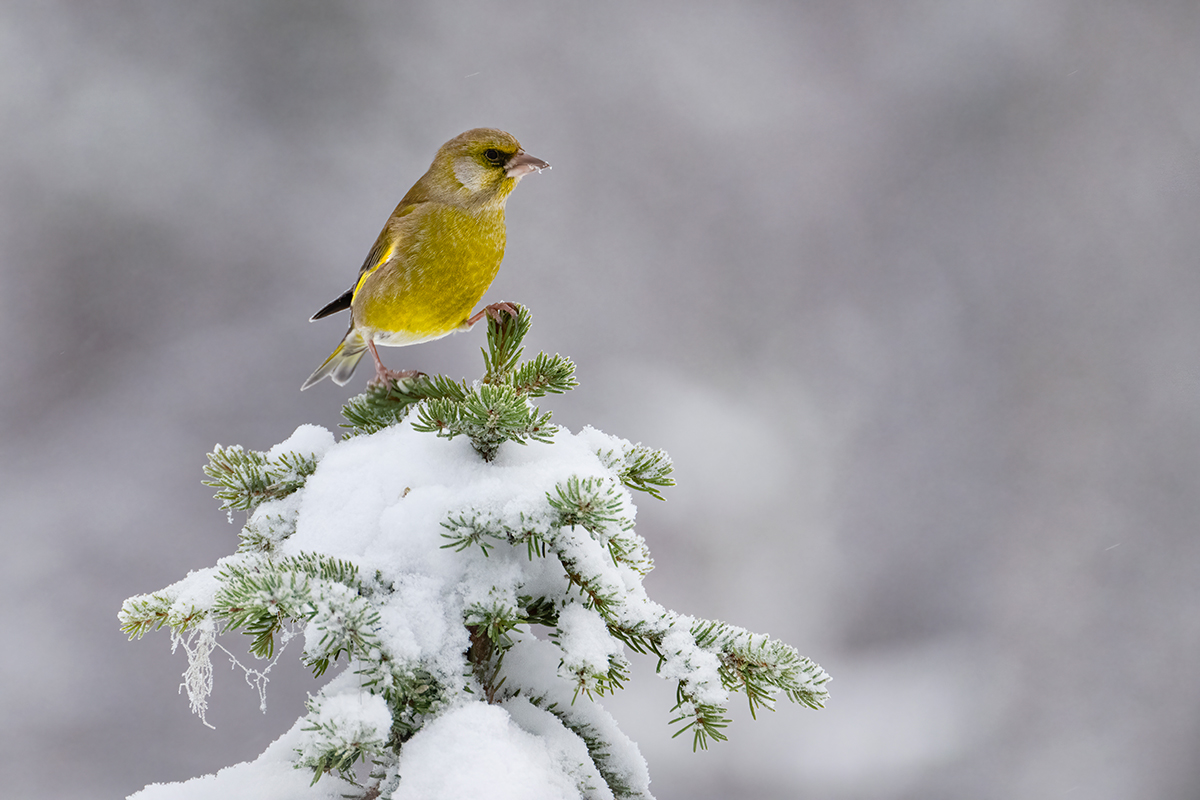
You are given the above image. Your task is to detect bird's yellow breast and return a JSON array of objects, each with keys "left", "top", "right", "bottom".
[{"left": 353, "top": 204, "right": 506, "bottom": 343}]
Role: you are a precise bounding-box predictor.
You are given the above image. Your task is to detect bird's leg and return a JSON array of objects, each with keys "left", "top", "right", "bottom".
[
  {"left": 466, "top": 301, "right": 520, "bottom": 328},
  {"left": 366, "top": 339, "right": 422, "bottom": 387}
]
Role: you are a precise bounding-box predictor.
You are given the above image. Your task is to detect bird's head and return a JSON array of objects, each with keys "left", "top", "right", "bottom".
[{"left": 425, "top": 128, "right": 549, "bottom": 209}]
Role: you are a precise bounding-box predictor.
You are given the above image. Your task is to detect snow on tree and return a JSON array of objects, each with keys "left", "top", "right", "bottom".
[{"left": 119, "top": 307, "right": 830, "bottom": 799}]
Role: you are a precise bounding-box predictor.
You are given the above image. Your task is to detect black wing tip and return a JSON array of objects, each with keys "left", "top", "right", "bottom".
[{"left": 310, "top": 288, "right": 354, "bottom": 321}]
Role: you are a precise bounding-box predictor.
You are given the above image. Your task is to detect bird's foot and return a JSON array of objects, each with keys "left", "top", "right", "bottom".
[
  {"left": 466, "top": 301, "right": 520, "bottom": 327},
  {"left": 365, "top": 338, "right": 424, "bottom": 389},
  {"left": 369, "top": 367, "right": 425, "bottom": 390}
]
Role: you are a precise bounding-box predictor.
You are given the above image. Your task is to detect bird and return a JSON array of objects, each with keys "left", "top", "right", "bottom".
[{"left": 301, "top": 128, "right": 549, "bottom": 390}]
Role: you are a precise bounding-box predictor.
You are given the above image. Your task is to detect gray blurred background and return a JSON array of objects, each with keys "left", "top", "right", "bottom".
[{"left": 3, "top": 1, "right": 1198, "bottom": 798}]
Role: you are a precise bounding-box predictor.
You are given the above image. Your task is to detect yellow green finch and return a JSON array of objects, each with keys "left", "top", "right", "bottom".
[{"left": 302, "top": 128, "right": 549, "bottom": 390}]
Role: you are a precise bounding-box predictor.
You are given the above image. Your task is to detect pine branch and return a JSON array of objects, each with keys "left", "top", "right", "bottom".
[
  {"left": 119, "top": 593, "right": 208, "bottom": 640},
  {"left": 297, "top": 693, "right": 390, "bottom": 785},
  {"left": 236, "top": 511, "right": 296, "bottom": 554},
  {"left": 699, "top": 624, "right": 832, "bottom": 714},
  {"left": 481, "top": 304, "right": 532, "bottom": 383},
  {"left": 466, "top": 622, "right": 508, "bottom": 704},
  {"left": 519, "top": 694, "right": 653, "bottom": 800},
  {"left": 441, "top": 508, "right": 554, "bottom": 560},
  {"left": 341, "top": 373, "right": 467, "bottom": 437},
  {"left": 466, "top": 602, "right": 523, "bottom": 649},
  {"left": 440, "top": 511, "right": 504, "bottom": 555},
  {"left": 668, "top": 698, "right": 731, "bottom": 751},
  {"left": 439, "top": 468, "right": 828, "bottom": 753},
  {"left": 372, "top": 665, "right": 446, "bottom": 743},
  {"left": 517, "top": 595, "right": 560, "bottom": 628},
  {"left": 547, "top": 476, "right": 633, "bottom": 535},
  {"left": 598, "top": 443, "right": 675, "bottom": 501},
  {"left": 412, "top": 383, "right": 556, "bottom": 461},
  {"left": 658, "top": 618, "right": 830, "bottom": 748},
  {"left": 213, "top": 554, "right": 373, "bottom": 663},
  {"left": 547, "top": 476, "right": 652, "bottom": 575},
  {"left": 202, "top": 445, "right": 318, "bottom": 512},
  {"left": 556, "top": 553, "right": 622, "bottom": 618},
  {"left": 511, "top": 352, "right": 578, "bottom": 398},
  {"left": 558, "top": 653, "right": 631, "bottom": 702},
  {"left": 303, "top": 590, "right": 383, "bottom": 678},
  {"left": 605, "top": 618, "right": 665, "bottom": 659},
  {"left": 275, "top": 552, "right": 365, "bottom": 585}
]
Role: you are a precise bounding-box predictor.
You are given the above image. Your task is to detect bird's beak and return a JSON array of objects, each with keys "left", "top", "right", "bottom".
[{"left": 506, "top": 150, "right": 550, "bottom": 179}]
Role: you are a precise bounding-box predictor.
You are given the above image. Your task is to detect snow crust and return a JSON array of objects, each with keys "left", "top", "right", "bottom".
[
  {"left": 556, "top": 603, "right": 624, "bottom": 682},
  {"left": 265, "top": 423, "right": 336, "bottom": 461},
  {"left": 392, "top": 702, "right": 583, "bottom": 800},
  {"left": 130, "top": 718, "right": 357, "bottom": 800}
]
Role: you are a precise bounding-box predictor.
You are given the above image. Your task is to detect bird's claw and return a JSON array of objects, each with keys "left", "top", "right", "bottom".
[
  {"left": 467, "top": 302, "right": 520, "bottom": 327},
  {"left": 370, "top": 368, "right": 425, "bottom": 390},
  {"left": 484, "top": 302, "right": 520, "bottom": 323}
]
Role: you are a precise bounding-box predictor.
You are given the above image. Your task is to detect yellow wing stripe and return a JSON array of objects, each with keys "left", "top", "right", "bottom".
[{"left": 352, "top": 241, "right": 396, "bottom": 302}]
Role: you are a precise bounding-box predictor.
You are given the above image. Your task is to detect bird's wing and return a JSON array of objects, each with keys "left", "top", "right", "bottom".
[
  {"left": 310, "top": 287, "right": 353, "bottom": 320},
  {"left": 309, "top": 204, "right": 418, "bottom": 320}
]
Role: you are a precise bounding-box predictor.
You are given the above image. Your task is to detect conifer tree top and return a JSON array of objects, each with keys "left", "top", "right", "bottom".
[{"left": 121, "top": 307, "right": 828, "bottom": 800}]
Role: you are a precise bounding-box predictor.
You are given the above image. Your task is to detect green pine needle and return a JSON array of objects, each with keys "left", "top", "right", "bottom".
[
  {"left": 202, "top": 446, "right": 318, "bottom": 512},
  {"left": 482, "top": 305, "right": 532, "bottom": 382}
]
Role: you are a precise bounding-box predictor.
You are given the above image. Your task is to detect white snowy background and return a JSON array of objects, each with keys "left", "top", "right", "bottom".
[{"left": 2, "top": 2, "right": 1199, "bottom": 798}]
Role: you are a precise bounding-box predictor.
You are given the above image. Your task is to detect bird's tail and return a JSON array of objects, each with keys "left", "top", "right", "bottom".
[{"left": 301, "top": 328, "right": 369, "bottom": 390}]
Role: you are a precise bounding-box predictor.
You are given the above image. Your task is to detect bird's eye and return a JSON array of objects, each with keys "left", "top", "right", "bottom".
[{"left": 483, "top": 148, "right": 504, "bottom": 165}]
